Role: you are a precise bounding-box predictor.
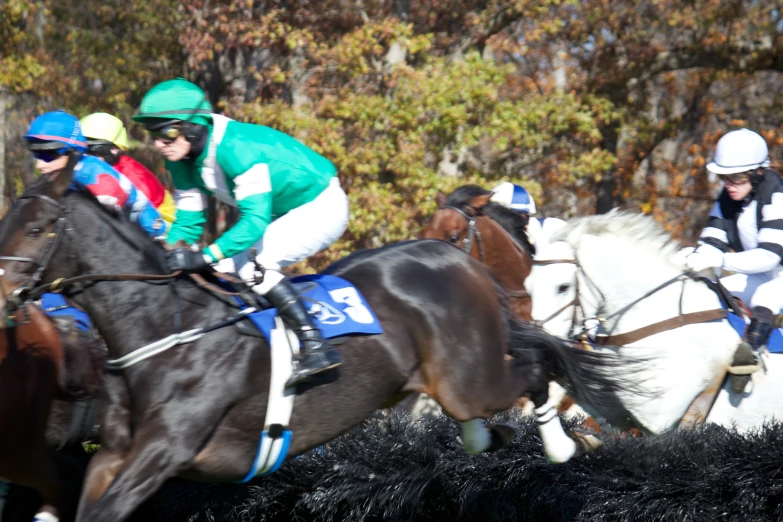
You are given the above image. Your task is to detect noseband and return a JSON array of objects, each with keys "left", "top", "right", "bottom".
[{"left": 530, "top": 257, "right": 594, "bottom": 337}]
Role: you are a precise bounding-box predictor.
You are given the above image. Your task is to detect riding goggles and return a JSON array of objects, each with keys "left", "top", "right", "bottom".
[
  {"left": 722, "top": 172, "right": 751, "bottom": 185},
  {"left": 31, "top": 148, "right": 68, "bottom": 163},
  {"left": 148, "top": 124, "right": 182, "bottom": 144}
]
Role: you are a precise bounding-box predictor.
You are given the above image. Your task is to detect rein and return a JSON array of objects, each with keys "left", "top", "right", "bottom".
[
  {"left": 532, "top": 253, "right": 726, "bottom": 346},
  {"left": 440, "top": 205, "right": 485, "bottom": 262},
  {"left": 439, "top": 205, "right": 531, "bottom": 299}
]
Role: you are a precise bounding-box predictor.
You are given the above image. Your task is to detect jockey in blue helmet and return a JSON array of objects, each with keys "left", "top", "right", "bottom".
[
  {"left": 24, "top": 110, "right": 168, "bottom": 334},
  {"left": 489, "top": 182, "right": 566, "bottom": 248},
  {"left": 24, "top": 110, "right": 167, "bottom": 238}
]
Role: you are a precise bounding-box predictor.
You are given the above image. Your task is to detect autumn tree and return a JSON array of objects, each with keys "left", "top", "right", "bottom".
[{"left": 2, "top": 1, "right": 782, "bottom": 265}]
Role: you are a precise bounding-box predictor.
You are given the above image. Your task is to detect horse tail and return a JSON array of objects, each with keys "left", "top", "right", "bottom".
[{"left": 504, "top": 313, "right": 650, "bottom": 409}]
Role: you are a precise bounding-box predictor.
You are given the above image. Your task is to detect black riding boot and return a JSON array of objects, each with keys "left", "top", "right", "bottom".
[
  {"left": 729, "top": 307, "right": 774, "bottom": 393},
  {"left": 264, "top": 279, "right": 343, "bottom": 388}
]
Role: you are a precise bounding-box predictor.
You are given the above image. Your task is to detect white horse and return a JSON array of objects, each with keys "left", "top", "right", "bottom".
[{"left": 524, "top": 210, "right": 783, "bottom": 463}]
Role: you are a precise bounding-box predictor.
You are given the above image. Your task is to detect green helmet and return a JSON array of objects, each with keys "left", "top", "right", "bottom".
[{"left": 133, "top": 78, "right": 212, "bottom": 127}]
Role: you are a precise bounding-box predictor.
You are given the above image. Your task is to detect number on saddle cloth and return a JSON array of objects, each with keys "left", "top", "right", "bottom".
[
  {"left": 40, "top": 293, "right": 93, "bottom": 333},
  {"left": 234, "top": 274, "right": 384, "bottom": 343}
]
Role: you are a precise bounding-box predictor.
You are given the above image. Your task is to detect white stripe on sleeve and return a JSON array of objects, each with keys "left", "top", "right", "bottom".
[
  {"left": 758, "top": 227, "right": 783, "bottom": 247},
  {"left": 175, "top": 188, "right": 206, "bottom": 211},
  {"left": 699, "top": 226, "right": 728, "bottom": 244},
  {"left": 762, "top": 193, "right": 783, "bottom": 222},
  {"left": 234, "top": 164, "right": 272, "bottom": 201}
]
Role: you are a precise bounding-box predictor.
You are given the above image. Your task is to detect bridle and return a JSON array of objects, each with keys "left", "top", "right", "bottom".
[
  {"left": 531, "top": 256, "right": 602, "bottom": 339},
  {"left": 0, "top": 189, "right": 257, "bottom": 334},
  {"left": 0, "top": 194, "right": 68, "bottom": 314},
  {"left": 532, "top": 245, "right": 699, "bottom": 345},
  {"left": 438, "top": 205, "right": 534, "bottom": 300},
  {"left": 439, "top": 205, "right": 485, "bottom": 261}
]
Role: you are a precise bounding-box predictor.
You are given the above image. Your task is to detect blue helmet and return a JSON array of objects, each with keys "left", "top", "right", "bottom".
[
  {"left": 24, "top": 110, "right": 88, "bottom": 152},
  {"left": 490, "top": 182, "right": 537, "bottom": 215}
]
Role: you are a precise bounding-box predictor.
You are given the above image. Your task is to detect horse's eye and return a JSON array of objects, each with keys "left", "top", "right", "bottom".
[
  {"left": 557, "top": 283, "right": 571, "bottom": 294},
  {"left": 450, "top": 234, "right": 460, "bottom": 243},
  {"left": 27, "top": 227, "right": 43, "bottom": 238}
]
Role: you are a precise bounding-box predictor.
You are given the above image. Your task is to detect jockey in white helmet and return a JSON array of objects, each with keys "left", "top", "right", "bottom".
[
  {"left": 680, "top": 129, "right": 782, "bottom": 388},
  {"left": 489, "top": 182, "right": 566, "bottom": 248}
]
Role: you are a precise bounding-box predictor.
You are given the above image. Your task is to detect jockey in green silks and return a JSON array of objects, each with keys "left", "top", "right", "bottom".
[{"left": 134, "top": 78, "right": 349, "bottom": 387}]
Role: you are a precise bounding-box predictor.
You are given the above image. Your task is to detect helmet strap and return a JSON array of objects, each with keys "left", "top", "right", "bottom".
[{"left": 87, "top": 141, "right": 121, "bottom": 165}]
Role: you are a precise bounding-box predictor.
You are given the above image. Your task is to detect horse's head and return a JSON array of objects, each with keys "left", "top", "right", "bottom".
[
  {"left": 0, "top": 156, "right": 77, "bottom": 314},
  {"left": 419, "top": 188, "right": 494, "bottom": 254},
  {"left": 526, "top": 240, "right": 580, "bottom": 338}
]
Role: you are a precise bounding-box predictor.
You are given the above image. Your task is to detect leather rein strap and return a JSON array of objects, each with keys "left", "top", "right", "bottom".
[
  {"left": 532, "top": 256, "right": 727, "bottom": 346},
  {"left": 594, "top": 308, "right": 726, "bottom": 346}
]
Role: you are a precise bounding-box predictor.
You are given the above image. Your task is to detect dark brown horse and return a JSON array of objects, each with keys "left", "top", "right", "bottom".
[
  {"left": 0, "top": 300, "right": 104, "bottom": 522},
  {"left": 420, "top": 185, "right": 535, "bottom": 321},
  {"left": 0, "top": 159, "right": 620, "bottom": 522}
]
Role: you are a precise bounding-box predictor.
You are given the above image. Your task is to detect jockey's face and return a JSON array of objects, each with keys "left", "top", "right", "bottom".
[
  {"left": 154, "top": 134, "right": 191, "bottom": 162},
  {"left": 723, "top": 172, "right": 753, "bottom": 201},
  {"left": 35, "top": 154, "right": 69, "bottom": 175}
]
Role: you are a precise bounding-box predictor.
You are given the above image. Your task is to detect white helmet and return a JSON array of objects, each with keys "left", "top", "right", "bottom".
[
  {"left": 706, "top": 128, "right": 770, "bottom": 175},
  {"left": 490, "top": 182, "right": 537, "bottom": 215}
]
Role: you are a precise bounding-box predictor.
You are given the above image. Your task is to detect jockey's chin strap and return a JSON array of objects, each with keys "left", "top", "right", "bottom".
[{"left": 532, "top": 247, "right": 696, "bottom": 346}]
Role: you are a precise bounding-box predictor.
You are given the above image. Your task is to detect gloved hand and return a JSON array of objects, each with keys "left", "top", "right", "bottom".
[
  {"left": 165, "top": 248, "right": 211, "bottom": 273},
  {"left": 671, "top": 247, "right": 695, "bottom": 266},
  {"left": 685, "top": 251, "right": 723, "bottom": 272}
]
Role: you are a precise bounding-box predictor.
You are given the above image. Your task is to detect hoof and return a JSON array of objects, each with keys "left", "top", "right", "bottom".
[
  {"left": 485, "top": 423, "right": 516, "bottom": 452},
  {"left": 568, "top": 429, "right": 603, "bottom": 457},
  {"left": 730, "top": 374, "right": 751, "bottom": 394}
]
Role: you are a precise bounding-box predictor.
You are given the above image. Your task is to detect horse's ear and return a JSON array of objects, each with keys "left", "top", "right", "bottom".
[
  {"left": 469, "top": 193, "right": 492, "bottom": 210},
  {"left": 435, "top": 190, "right": 447, "bottom": 207},
  {"left": 49, "top": 153, "right": 78, "bottom": 198}
]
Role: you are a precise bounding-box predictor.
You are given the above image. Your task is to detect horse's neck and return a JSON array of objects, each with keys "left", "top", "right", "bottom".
[
  {"left": 579, "top": 237, "right": 720, "bottom": 332},
  {"left": 67, "top": 207, "right": 193, "bottom": 356},
  {"left": 480, "top": 216, "right": 531, "bottom": 272}
]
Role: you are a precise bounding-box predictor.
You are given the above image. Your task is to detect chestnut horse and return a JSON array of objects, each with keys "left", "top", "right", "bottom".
[
  {"left": 0, "top": 304, "right": 64, "bottom": 522},
  {"left": 420, "top": 185, "right": 534, "bottom": 321},
  {"left": 0, "top": 298, "right": 104, "bottom": 522}
]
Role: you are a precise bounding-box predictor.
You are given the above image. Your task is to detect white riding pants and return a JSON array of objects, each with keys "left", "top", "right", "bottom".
[
  {"left": 215, "top": 177, "right": 349, "bottom": 294},
  {"left": 721, "top": 266, "right": 783, "bottom": 313}
]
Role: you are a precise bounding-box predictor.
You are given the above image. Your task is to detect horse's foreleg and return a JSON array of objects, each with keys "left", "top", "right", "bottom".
[
  {"left": 533, "top": 391, "right": 577, "bottom": 463},
  {"left": 532, "top": 391, "right": 602, "bottom": 463},
  {"left": 75, "top": 448, "right": 126, "bottom": 520},
  {"left": 76, "top": 432, "right": 196, "bottom": 522}
]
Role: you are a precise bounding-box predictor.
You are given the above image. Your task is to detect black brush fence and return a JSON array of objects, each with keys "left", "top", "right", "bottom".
[{"left": 6, "top": 410, "right": 783, "bottom": 521}]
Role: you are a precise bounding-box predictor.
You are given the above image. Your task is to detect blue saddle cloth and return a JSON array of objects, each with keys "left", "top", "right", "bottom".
[
  {"left": 236, "top": 274, "right": 384, "bottom": 343},
  {"left": 41, "top": 293, "right": 92, "bottom": 332},
  {"left": 724, "top": 309, "right": 783, "bottom": 354}
]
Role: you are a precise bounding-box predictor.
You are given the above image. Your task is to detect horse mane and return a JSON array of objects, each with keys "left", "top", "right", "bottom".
[
  {"left": 444, "top": 185, "right": 535, "bottom": 256},
  {"left": 68, "top": 189, "right": 170, "bottom": 273},
  {"left": 551, "top": 209, "right": 679, "bottom": 262}
]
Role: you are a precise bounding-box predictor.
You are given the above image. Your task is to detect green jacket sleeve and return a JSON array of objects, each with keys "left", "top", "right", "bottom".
[
  {"left": 205, "top": 191, "right": 272, "bottom": 261},
  {"left": 164, "top": 160, "right": 208, "bottom": 247}
]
